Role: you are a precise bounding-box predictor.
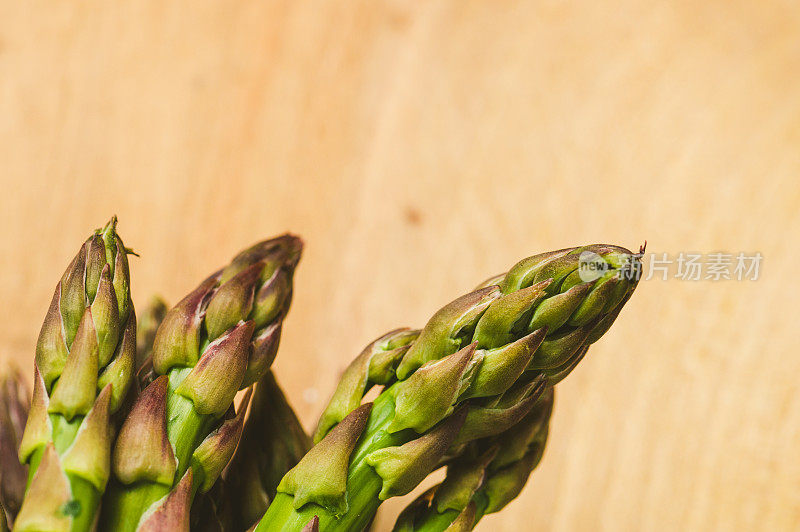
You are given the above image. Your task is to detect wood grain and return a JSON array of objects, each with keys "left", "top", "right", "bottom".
[{"left": 1, "top": 1, "right": 798, "bottom": 530}]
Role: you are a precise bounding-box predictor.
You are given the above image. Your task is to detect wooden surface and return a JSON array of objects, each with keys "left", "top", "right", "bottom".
[{"left": 1, "top": 1, "right": 799, "bottom": 530}]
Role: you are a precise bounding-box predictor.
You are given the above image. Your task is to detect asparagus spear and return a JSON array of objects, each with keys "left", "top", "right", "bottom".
[
  {"left": 100, "top": 235, "right": 302, "bottom": 532},
  {"left": 15, "top": 217, "right": 136, "bottom": 532},
  {"left": 393, "top": 388, "right": 554, "bottom": 531},
  {"left": 257, "top": 244, "right": 641, "bottom": 531},
  {"left": 135, "top": 296, "right": 168, "bottom": 370},
  {"left": 0, "top": 368, "right": 29, "bottom": 526},
  {"left": 133, "top": 297, "right": 169, "bottom": 395}
]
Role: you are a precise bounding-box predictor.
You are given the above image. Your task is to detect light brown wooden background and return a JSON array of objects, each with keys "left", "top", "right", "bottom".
[{"left": 1, "top": 1, "right": 798, "bottom": 531}]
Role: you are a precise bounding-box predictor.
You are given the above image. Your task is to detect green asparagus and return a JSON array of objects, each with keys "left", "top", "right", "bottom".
[
  {"left": 0, "top": 368, "right": 29, "bottom": 526},
  {"left": 256, "top": 244, "right": 641, "bottom": 531},
  {"left": 135, "top": 296, "right": 168, "bottom": 370},
  {"left": 393, "top": 387, "right": 554, "bottom": 531},
  {"left": 15, "top": 217, "right": 136, "bottom": 532},
  {"left": 100, "top": 234, "right": 302, "bottom": 531}
]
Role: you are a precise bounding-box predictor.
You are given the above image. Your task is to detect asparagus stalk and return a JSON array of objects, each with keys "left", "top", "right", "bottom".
[
  {"left": 257, "top": 244, "right": 641, "bottom": 531},
  {"left": 0, "top": 368, "right": 29, "bottom": 526},
  {"left": 100, "top": 235, "right": 302, "bottom": 531},
  {"left": 393, "top": 388, "right": 554, "bottom": 531},
  {"left": 14, "top": 218, "right": 136, "bottom": 532}
]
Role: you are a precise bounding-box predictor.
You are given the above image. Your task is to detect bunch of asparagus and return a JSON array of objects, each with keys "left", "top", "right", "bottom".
[{"left": 0, "top": 218, "right": 641, "bottom": 532}]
